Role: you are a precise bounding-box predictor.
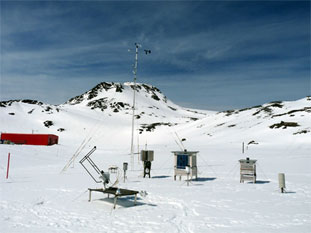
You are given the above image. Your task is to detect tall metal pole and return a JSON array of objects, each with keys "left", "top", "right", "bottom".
[{"left": 131, "top": 43, "right": 139, "bottom": 170}]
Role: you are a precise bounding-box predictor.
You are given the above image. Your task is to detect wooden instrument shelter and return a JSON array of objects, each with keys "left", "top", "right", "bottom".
[
  {"left": 172, "top": 150, "right": 198, "bottom": 181},
  {"left": 239, "top": 158, "right": 257, "bottom": 183}
]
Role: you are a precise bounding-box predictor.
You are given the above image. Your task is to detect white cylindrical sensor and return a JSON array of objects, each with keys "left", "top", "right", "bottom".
[{"left": 185, "top": 166, "right": 190, "bottom": 174}]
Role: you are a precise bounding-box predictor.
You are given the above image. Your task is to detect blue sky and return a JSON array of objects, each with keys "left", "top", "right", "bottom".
[{"left": 0, "top": 1, "right": 310, "bottom": 111}]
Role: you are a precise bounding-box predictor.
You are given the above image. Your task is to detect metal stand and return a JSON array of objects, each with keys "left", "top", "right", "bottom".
[
  {"left": 88, "top": 187, "right": 139, "bottom": 209},
  {"left": 143, "top": 161, "right": 151, "bottom": 178}
]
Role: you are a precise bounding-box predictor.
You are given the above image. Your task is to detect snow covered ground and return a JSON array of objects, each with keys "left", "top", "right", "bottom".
[
  {"left": 1, "top": 83, "right": 310, "bottom": 232},
  {"left": 1, "top": 142, "right": 310, "bottom": 233}
]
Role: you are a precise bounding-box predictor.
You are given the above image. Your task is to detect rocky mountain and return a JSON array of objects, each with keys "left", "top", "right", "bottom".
[
  {"left": 63, "top": 82, "right": 209, "bottom": 121},
  {"left": 0, "top": 82, "right": 210, "bottom": 146}
]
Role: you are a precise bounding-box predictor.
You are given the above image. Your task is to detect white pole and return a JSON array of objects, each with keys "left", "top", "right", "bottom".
[
  {"left": 137, "top": 130, "right": 140, "bottom": 165},
  {"left": 131, "top": 43, "right": 139, "bottom": 170},
  {"left": 186, "top": 166, "right": 190, "bottom": 186}
]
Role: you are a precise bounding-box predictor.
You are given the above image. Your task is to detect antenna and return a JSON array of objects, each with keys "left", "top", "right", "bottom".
[
  {"left": 175, "top": 132, "right": 185, "bottom": 151},
  {"left": 130, "top": 42, "right": 151, "bottom": 170}
]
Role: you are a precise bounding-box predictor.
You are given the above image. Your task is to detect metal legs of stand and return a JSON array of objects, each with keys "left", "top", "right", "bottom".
[
  {"left": 113, "top": 193, "right": 137, "bottom": 209},
  {"left": 113, "top": 196, "right": 117, "bottom": 209}
]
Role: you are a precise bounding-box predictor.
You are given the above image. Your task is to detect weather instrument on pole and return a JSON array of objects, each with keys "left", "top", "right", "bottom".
[
  {"left": 140, "top": 150, "right": 154, "bottom": 178},
  {"left": 130, "top": 42, "right": 151, "bottom": 170},
  {"left": 123, "top": 162, "right": 128, "bottom": 182}
]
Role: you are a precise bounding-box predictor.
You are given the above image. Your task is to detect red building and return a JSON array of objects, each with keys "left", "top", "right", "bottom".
[{"left": 1, "top": 133, "right": 59, "bottom": 146}]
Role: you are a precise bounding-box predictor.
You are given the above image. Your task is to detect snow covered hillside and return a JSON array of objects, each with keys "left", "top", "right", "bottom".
[
  {"left": 0, "top": 83, "right": 310, "bottom": 233},
  {"left": 0, "top": 82, "right": 210, "bottom": 146},
  {"left": 1, "top": 82, "right": 310, "bottom": 147},
  {"left": 175, "top": 97, "right": 311, "bottom": 147}
]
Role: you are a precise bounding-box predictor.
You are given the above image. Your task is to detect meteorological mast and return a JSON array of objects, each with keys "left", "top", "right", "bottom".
[{"left": 130, "top": 43, "right": 151, "bottom": 170}]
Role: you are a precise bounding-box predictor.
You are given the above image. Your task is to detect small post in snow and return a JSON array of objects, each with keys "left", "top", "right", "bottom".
[
  {"left": 242, "top": 142, "right": 244, "bottom": 154},
  {"left": 278, "top": 173, "right": 286, "bottom": 193},
  {"left": 123, "top": 162, "right": 128, "bottom": 182},
  {"left": 186, "top": 166, "right": 190, "bottom": 186},
  {"left": 6, "top": 153, "right": 11, "bottom": 179}
]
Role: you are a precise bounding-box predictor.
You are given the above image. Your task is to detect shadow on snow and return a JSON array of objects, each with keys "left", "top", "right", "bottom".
[
  {"left": 192, "top": 177, "right": 217, "bottom": 182},
  {"left": 255, "top": 180, "right": 270, "bottom": 184},
  {"left": 94, "top": 196, "right": 157, "bottom": 208},
  {"left": 151, "top": 175, "right": 171, "bottom": 179}
]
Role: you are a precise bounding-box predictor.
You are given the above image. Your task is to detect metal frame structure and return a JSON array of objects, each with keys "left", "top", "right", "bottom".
[
  {"left": 79, "top": 146, "right": 109, "bottom": 187},
  {"left": 79, "top": 146, "right": 101, "bottom": 183}
]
